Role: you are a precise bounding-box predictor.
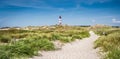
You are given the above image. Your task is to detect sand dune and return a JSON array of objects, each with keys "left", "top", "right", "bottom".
[{"left": 31, "top": 31, "right": 100, "bottom": 59}]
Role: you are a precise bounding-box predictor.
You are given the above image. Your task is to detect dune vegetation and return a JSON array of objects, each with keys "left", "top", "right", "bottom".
[
  {"left": 0, "top": 25, "right": 90, "bottom": 59},
  {"left": 93, "top": 26, "right": 120, "bottom": 59}
]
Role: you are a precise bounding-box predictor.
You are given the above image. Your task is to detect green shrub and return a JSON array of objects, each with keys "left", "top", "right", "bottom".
[
  {"left": 107, "top": 49, "right": 120, "bottom": 59},
  {"left": 60, "top": 37, "right": 72, "bottom": 43},
  {"left": 0, "top": 45, "right": 11, "bottom": 59},
  {"left": 0, "top": 42, "right": 36, "bottom": 58},
  {"left": 30, "top": 39, "right": 55, "bottom": 51},
  {"left": 11, "top": 34, "right": 28, "bottom": 39},
  {"left": 51, "top": 33, "right": 61, "bottom": 41},
  {"left": 94, "top": 31, "right": 120, "bottom": 59},
  {"left": 80, "top": 31, "right": 90, "bottom": 38},
  {"left": 94, "top": 27, "right": 120, "bottom": 36},
  {"left": 0, "top": 35, "right": 12, "bottom": 43},
  {"left": 72, "top": 35, "right": 82, "bottom": 39},
  {"left": 0, "top": 38, "right": 55, "bottom": 58},
  {"left": 39, "top": 39, "right": 55, "bottom": 50},
  {"left": 9, "top": 43, "right": 36, "bottom": 57}
]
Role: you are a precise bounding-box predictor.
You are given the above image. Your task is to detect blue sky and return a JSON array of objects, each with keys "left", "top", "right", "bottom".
[{"left": 0, "top": 0, "right": 120, "bottom": 27}]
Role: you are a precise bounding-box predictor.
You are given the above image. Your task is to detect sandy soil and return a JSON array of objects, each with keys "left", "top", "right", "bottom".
[{"left": 31, "top": 31, "right": 100, "bottom": 59}]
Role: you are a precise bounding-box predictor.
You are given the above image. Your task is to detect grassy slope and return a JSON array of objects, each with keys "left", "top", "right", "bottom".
[{"left": 94, "top": 27, "right": 120, "bottom": 59}]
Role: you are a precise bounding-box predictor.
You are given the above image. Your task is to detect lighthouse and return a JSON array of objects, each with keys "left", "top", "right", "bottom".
[{"left": 58, "top": 16, "right": 62, "bottom": 25}]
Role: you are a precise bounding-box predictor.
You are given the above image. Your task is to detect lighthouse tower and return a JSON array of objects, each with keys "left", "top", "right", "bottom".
[{"left": 58, "top": 16, "right": 62, "bottom": 25}]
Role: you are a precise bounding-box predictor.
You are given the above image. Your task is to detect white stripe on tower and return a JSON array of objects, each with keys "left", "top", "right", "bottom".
[{"left": 59, "top": 16, "right": 62, "bottom": 25}]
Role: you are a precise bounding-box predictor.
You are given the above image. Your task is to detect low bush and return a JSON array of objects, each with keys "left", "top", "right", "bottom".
[
  {"left": 51, "top": 33, "right": 61, "bottom": 41},
  {"left": 0, "top": 38, "right": 55, "bottom": 59},
  {"left": 29, "top": 39, "right": 55, "bottom": 51},
  {"left": 60, "top": 37, "right": 73, "bottom": 43},
  {"left": 72, "top": 35, "right": 82, "bottom": 39},
  {"left": 107, "top": 49, "right": 120, "bottom": 59},
  {"left": 0, "top": 35, "right": 12, "bottom": 43},
  {"left": 11, "top": 33, "right": 28, "bottom": 39},
  {"left": 94, "top": 31, "right": 120, "bottom": 59}
]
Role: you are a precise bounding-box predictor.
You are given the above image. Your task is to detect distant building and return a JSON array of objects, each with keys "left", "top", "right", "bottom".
[{"left": 58, "top": 16, "right": 62, "bottom": 25}]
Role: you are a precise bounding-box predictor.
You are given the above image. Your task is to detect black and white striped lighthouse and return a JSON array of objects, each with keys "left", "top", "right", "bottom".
[{"left": 58, "top": 16, "right": 62, "bottom": 25}]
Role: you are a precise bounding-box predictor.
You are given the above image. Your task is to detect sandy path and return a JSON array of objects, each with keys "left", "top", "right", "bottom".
[{"left": 31, "top": 31, "right": 100, "bottom": 59}]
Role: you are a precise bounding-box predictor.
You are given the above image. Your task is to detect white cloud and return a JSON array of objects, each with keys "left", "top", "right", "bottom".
[{"left": 112, "top": 18, "right": 120, "bottom": 23}]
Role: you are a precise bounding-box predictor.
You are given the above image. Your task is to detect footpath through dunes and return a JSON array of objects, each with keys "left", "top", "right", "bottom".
[{"left": 31, "top": 31, "right": 100, "bottom": 59}]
